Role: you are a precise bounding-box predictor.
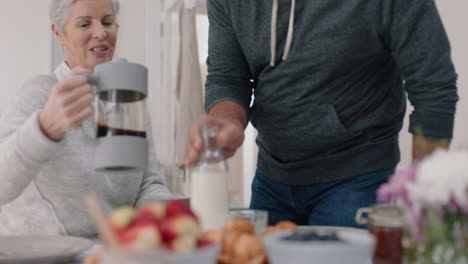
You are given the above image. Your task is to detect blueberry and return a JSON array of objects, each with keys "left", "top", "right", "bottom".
[{"left": 281, "top": 231, "right": 343, "bottom": 242}]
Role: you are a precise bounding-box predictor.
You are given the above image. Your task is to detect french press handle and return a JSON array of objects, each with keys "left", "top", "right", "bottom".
[
  {"left": 73, "top": 72, "right": 99, "bottom": 93},
  {"left": 83, "top": 73, "right": 99, "bottom": 86}
]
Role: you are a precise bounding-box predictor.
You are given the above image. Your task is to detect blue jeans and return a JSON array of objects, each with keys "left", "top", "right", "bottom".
[{"left": 249, "top": 169, "right": 393, "bottom": 228}]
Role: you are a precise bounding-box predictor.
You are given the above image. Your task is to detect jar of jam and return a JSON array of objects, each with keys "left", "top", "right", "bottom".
[{"left": 356, "top": 204, "right": 404, "bottom": 264}]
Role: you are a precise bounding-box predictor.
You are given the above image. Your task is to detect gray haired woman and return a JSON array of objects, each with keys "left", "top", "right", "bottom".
[{"left": 0, "top": 0, "right": 172, "bottom": 237}]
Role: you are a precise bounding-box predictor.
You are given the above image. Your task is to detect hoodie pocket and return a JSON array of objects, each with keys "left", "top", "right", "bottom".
[{"left": 253, "top": 104, "right": 357, "bottom": 163}]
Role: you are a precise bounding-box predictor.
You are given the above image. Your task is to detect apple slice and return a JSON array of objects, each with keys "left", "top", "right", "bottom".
[
  {"left": 137, "top": 203, "right": 166, "bottom": 221},
  {"left": 166, "top": 234, "right": 198, "bottom": 253},
  {"left": 118, "top": 223, "right": 161, "bottom": 251},
  {"left": 108, "top": 206, "right": 136, "bottom": 232}
]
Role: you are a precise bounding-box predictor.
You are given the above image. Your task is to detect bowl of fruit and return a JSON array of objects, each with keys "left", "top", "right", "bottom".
[
  {"left": 263, "top": 226, "right": 375, "bottom": 264},
  {"left": 97, "top": 200, "right": 219, "bottom": 264}
]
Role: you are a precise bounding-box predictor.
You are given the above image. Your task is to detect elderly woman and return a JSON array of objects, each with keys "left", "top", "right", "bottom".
[{"left": 0, "top": 0, "right": 172, "bottom": 237}]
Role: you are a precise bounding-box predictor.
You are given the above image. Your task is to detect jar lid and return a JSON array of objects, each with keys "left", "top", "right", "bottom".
[{"left": 368, "top": 204, "right": 404, "bottom": 228}]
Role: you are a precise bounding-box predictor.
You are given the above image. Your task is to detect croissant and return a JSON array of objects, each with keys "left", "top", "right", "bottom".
[{"left": 232, "top": 233, "right": 267, "bottom": 264}]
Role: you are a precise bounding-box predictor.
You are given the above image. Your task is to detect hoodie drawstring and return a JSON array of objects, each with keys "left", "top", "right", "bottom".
[
  {"left": 270, "top": 0, "right": 296, "bottom": 67},
  {"left": 282, "top": 0, "right": 295, "bottom": 61},
  {"left": 270, "top": 0, "right": 279, "bottom": 66}
]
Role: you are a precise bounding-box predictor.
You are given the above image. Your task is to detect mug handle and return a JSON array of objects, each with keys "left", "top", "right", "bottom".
[{"left": 355, "top": 207, "right": 371, "bottom": 225}]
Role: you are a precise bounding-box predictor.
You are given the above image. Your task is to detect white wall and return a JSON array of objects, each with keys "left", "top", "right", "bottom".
[
  {"left": 436, "top": 0, "right": 468, "bottom": 149},
  {"left": 115, "top": 1, "right": 147, "bottom": 65},
  {"left": 0, "top": 1, "right": 51, "bottom": 113},
  {"left": 399, "top": 0, "right": 468, "bottom": 167}
]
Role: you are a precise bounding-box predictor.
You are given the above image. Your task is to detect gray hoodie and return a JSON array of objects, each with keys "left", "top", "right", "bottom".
[
  {"left": 205, "top": 0, "right": 458, "bottom": 185},
  {"left": 0, "top": 62, "right": 172, "bottom": 237}
]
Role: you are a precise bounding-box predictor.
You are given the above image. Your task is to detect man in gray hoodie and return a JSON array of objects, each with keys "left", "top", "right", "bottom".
[{"left": 185, "top": 0, "right": 458, "bottom": 227}]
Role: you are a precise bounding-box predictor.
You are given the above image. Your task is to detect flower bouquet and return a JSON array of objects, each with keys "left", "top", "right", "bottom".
[{"left": 378, "top": 150, "right": 468, "bottom": 264}]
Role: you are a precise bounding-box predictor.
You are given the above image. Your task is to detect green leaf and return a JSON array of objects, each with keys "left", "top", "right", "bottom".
[{"left": 414, "top": 125, "right": 425, "bottom": 137}]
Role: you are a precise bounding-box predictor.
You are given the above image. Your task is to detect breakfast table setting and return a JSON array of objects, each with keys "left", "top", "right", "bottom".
[{"left": 0, "top": 150, "right": 467, "bottom": 264}]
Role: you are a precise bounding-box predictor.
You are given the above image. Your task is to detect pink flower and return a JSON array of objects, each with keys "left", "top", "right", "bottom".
[
  {"left": 451, "top": 195, "right": 468, "bottom": 213},
  {"left": 377, "top": 166, "right": 417, "bottom": 204}
]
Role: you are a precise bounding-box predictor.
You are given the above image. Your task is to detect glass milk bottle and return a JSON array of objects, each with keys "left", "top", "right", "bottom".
[{"left": 190, "top": 125, "right": 230, "bottom": 230}]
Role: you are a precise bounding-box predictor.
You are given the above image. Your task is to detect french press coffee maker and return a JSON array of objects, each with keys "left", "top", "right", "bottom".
[{"left": 86, "top": 59, "right": 148, "bottom": 171}]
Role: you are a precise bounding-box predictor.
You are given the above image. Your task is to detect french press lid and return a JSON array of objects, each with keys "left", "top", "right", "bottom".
[{"left": 93, "top": 58, "right": 147, "bottom": 102}]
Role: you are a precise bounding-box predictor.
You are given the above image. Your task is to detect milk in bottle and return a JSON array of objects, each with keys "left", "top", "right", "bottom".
[{"left": 190, "top": 125, "right": 230, "bottom": 230}]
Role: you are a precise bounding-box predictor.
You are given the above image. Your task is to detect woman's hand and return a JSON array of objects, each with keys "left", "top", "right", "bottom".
[{"left": 39, "top": 67, "right": 94, "bottom": 141}]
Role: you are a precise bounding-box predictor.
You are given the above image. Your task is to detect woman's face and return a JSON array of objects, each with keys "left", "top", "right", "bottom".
[{"left": 54, "top": 0, "right": 118, "bottom": 70}]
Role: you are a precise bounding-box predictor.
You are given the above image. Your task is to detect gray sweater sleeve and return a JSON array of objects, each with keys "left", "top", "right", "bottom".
[
  {"left": 381, "top": 0, "right": 458, "bottom": 139},
  {"left": 204, "top": 0, "right": 254, "bottom": 113},
  {"left": 133, "top": 117, "right": 173, "bottom": 207},
  {"left": 0, "top": 76, "right": 62, "bottom": 206}
]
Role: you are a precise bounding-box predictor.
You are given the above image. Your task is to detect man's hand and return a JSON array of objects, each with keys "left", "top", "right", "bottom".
[
  {"left": 184, "top": 115, "right": 245, "bottom": 168},
  {"left": 412, "top": 135, "right": 449, "bottom": 163},
  {"left": 39, "top": 67, "right": 94, "bottom": 141}
]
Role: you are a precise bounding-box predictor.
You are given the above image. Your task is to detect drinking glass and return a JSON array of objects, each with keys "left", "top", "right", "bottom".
[{"left": 229, "top": 209, "right": 268, "bottom": 234}]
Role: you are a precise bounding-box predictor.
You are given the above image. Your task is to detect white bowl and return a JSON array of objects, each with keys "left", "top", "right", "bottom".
[
  {"left": 164, "top": 244, "right": 220, "bottom": 264},
  {"left": 263, "top": 226, "right": 375, "bottom": 264}
]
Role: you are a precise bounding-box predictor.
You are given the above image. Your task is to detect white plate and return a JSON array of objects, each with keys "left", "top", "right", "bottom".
[
  {"left": 0, "top": 236, "right": 94, "bottom": 264},
  {"left": 100, "top": 243, "right": 220, "bottom": 264}
]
